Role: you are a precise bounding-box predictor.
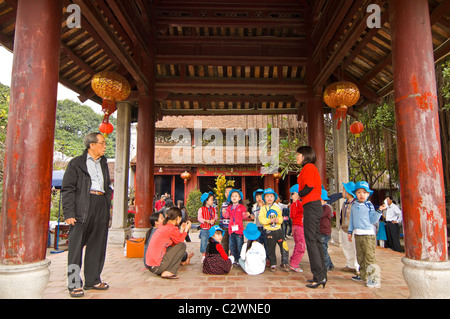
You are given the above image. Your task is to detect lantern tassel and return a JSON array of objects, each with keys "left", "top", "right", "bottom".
[
  {"left": 102, "top": 98, "right": 117, "bottom": 116},
  {"left": 333, "top": 106, "right": 348, "bottom": 130}
]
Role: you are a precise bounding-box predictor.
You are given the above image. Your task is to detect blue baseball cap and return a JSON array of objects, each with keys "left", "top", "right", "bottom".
[
  {"left": 243, "top": 223, "right": 261, "bottom": 240},
  {"left": 321, "top": 188, "right": 330, "bottom": 201},
  {"left": 209, "top": 225, "right": 224, "bottom": 238},
  {"left": 262, "top": 188, "right": 278, "bottom": 202},
  {"left": 289, "top": 184, "right": 299, "bottom": 194},
  {"left": 227, "top": 189, "right": 244, "bottom": 203},
  {"left": 343, "top": 182, "right": 356, "bottom": 198},
  {"left": 253, "top": 189, "right": 264, "bottom": 201},
  {"left": 351, "top": 181, "right": 374, "bottom": 196},
  {"left": 201, "top": 191, "right": 214, "bottom": 205}
]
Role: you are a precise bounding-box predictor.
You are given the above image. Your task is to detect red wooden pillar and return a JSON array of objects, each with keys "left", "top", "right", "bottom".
[
  {"left": 304, "top": 3, "right": 327, "bottom": 190},
  {"left": 390, "top": 0, "right": 449, "bottom": 298},
  {"left": 307, "top": 97, "right": 327, "bottom": 188},
  {"left": 0, "top": 0, "right": 62, "bottom": 265},
  {"left": 134, "top": 96, "right": 155, "bottom": 234},
  {"left": 0, "top": 0, "right": 62, "bottom": 299}
]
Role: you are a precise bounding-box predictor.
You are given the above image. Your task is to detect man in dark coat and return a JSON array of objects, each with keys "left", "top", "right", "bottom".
[{"left": 61, "top": 132, "right": 112, "bottom": 297}]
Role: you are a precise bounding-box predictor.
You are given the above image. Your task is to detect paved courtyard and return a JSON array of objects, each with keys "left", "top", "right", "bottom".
[{"left": 43, "top": 232, "right": 410, "bottom": 300}]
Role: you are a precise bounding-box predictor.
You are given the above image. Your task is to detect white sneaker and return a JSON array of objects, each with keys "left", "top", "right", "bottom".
[{"left": 366, "top": 279, "right": 381, "bottom": 288}]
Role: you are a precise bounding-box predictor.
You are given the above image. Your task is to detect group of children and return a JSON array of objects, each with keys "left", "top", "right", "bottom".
[
  {"left": 196, "top": 179, "right": 386, "bottom": 288},
  {"left": 198, "top": 187, "right": 291, "bottom": 275}
]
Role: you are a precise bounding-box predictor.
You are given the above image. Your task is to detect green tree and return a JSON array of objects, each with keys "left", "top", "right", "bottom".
[
  {"left": 55, "top": 99, "right": 117, "bottom": 158},
  {"left": 186, "top": 188, "right": 202, "bottom": 222},
  {"left": 347, "top": 101, "right": 398, "bottom": 189}
]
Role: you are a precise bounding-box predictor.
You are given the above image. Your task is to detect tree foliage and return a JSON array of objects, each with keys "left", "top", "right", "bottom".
[
  {"left": 54, "top": 99, "right": 117, "bottom": 158},
  {"left": 441, "top": 59, "right": 450, "bottom": 111},
  {"left": 186, "top": 188, "right": 202, "bottom": 222},
  {"left": 347, "top": 101, "right": 398, "bottom": 188}
]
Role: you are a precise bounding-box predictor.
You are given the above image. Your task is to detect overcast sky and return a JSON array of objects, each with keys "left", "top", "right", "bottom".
[{"left": 0, "top": 45, "right": 102, "bottom": 114}]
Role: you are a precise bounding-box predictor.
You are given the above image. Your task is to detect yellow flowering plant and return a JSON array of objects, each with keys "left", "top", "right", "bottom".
[{"left": 213, "top": 175, "right": 235, "bottom": 209}]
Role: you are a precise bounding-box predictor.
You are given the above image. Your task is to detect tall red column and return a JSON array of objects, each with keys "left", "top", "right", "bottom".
[
  {"left": 307, "top": 98, "right": 327, "bottom": 188},
  {"left": 133, "top": 95, "right": 155, "bottom": 235},
  {"left": 390, "top": 0, "right": 449, "bottom": 298},
  {"left": 305, "top": 3, "right": 327, "bottom": 189},
  {"left": 0, "top": 0, "right": 62, "bottom": 265},
  {"left": 390, "top": 0, "right": 447, "bottom": 262}
]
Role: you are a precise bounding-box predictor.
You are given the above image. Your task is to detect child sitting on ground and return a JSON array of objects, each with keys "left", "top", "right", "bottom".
[
  {"left": 203, "top": 225, "right": 235, "bottom": 275},
  {"left": 239, "top": 223, "right": 266, "bottom": 275},
  {"left": 348, "top": 181, "right": 386, "bottom": 288},
  {"left": 258, "top": 188, "right": 289, "bottom": 272}
]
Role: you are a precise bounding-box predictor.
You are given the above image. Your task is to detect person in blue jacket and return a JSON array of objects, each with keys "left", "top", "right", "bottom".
[{"left": 348, "top": 181, "right": 387, "bottom": 288}]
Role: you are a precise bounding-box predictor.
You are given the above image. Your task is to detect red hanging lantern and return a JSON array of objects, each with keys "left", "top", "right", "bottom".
[
  {"left": 350, "top": 121, "right": 364, "bottom": 137},
  {"left": 323, "top": 81, "right": 360, "bottom": 130},
  {"left": 99, "top": 120, "right": 114, "bottom": 136},
  {"left": 91, "top": 71, "right": 131, "bottom": 134},
  {"left": 181, "top": 171, "right": 191, "bottom": 184}
]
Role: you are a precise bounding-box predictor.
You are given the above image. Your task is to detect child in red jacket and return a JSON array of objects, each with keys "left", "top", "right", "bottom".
[
  {"left": 222, "top": 189, "right": 250, "bottom": 265},
  {"left": 289, "top": 184, "right": 305, "bottom": 272}
]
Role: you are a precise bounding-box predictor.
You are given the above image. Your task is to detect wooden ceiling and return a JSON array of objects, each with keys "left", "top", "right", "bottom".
[{"left": 0, "top": 0, "right": 449, "bottom": 120}]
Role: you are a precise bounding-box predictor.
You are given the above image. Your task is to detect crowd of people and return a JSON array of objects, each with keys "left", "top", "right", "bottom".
[
  {"left": 61, "top": 132, "right": 403, "bottom": 297},
  {"left": 143, "top": 145, "right": 404, "bottom": 290}
]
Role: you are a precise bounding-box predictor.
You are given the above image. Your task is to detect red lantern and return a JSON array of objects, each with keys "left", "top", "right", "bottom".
[
  {"left": 91, "top": 71, "right": 131, "bottom": 134},
  {"left": 323, "top": 81, "right": 360, "bottom": 130},
  {"left": 99, "top": 120, "right": 114, "bottom": 135},
  {"left": 350, "top": 121, "right": 364, "bottom": 137},
  {"left": 181, "top": 171, "right": 191, "bottom": 184}
]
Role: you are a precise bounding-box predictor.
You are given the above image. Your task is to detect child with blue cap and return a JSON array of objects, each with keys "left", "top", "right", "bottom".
[
  {"left": 336, "top": 182, "right": 359, "bottom": 273},
  {"left": 222, "top": 189, "right": 250, "bottom": 265},
  {"left": 258, "top": 188, "right": 289, "bottom": 272},
  {"left": 251, "top": 189, "right": 267, "bottom": 249},
  {"left": 289, "top": 184, "right": 305, "bottom": 273},
  {"left": 197, "top": 192, "right": 217, "bottom": 261},
  {"left": 348, "top": 181, "right": 386, "bottom": 288},
  {"left": 202, "top": 225, "right": 234, "bottom": 275},
  {"left": 320, "top": 188, "right": 334, "bottom": 271},
  {"left": 239, "top": 223, "right": 266, "bottom": 275}
]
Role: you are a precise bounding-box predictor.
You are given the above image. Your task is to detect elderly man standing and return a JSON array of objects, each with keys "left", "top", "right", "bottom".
[
  {"left": 383, "top": 196, "right": 403, "bottom": 252},
  {"left": 61, "top": 132, "right": 112, "bottom": 297}
]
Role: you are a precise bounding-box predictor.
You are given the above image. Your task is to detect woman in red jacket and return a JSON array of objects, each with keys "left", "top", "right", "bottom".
[{"left": 296, "top": 146, "right": 327, "bottom": 289}]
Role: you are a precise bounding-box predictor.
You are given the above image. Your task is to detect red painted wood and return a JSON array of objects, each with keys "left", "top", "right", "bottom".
[
  {"left": 390, "top": 0, "right": 447, "bottom": 261},
  {"left": 134, "top": 96, "right": 155, "bottom": 229},
  {"left": 0, "top": 0, "right": 63, "bottom": 265}
]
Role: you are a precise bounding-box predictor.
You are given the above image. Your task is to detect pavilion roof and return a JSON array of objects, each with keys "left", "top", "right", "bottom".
[{"left": 0, "top": 0, "right": 448, "bottom": 119}]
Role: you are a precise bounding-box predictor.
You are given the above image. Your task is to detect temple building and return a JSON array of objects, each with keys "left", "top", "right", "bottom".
[
  {"left": 130, "top": 114, "right": 306, "bottom": 205},
  {"left": 0, "top": 0, "right": 449, "bottom": 298}
]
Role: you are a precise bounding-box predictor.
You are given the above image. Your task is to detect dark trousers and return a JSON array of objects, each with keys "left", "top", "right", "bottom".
[
  {"left": 149, "top": 243, "right": 186, "bottom": 275},
  {"left": 67, "top": 194, "right": 109, "bottom": 290},
  {"left": 385, "top": 222, "right": 402, "bottom": 252},
  {"left": 303, "top": 200, "right": 327, "bottom": 282},
  {"left": 266, "top": 228, "right": 289, "bottom": 266}
]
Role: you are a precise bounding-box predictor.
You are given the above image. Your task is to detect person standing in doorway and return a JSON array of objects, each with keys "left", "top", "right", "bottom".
[{"left": 62, "top": 132, "right": 112, "bottom": 298}]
